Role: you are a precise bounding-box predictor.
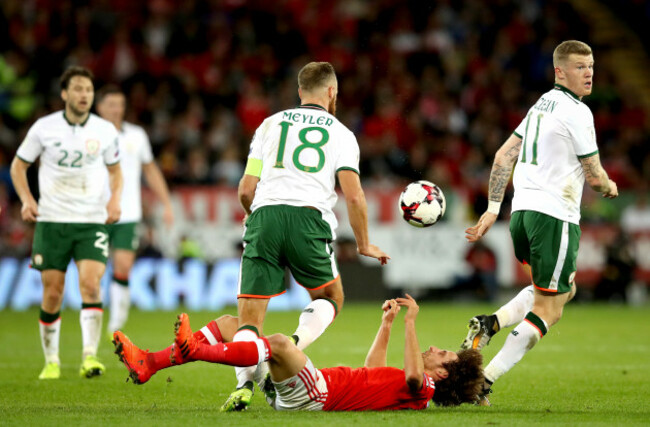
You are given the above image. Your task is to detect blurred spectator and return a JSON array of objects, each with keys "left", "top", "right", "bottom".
[
  {"left": 621, "top": 189, "right": 650, "bottom": 233},
  {"left": 453, "top": 241, "right": 498, "bottom": 302},
  {"left": 594, "top": 226, "right": 637, "bottom": 302},
  {"left": 0, "top": 0, "right": 648, "bottom": 256}
]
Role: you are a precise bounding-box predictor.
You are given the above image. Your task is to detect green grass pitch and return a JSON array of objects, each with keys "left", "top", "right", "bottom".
[{"left": 1, "top": 303, "right": 649, "bottom": 426}]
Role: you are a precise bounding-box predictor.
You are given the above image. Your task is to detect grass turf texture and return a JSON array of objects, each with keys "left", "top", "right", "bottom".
[{"left": 1, "top": 303, "right": 649, "bottom": 426}]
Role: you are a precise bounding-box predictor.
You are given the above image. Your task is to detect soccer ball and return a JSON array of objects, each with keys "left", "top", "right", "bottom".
[{"left": 398, "top": 180, "right": 446, "bottom": 227}]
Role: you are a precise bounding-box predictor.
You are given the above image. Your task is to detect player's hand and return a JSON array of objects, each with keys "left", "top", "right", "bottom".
[
  {"left": 396, "top": 293, "right": 419, "bottom": 321},
  {"left": 20, "top": 199, "right": 39, "bottom": 222},
  {"left": 162, "top": 204, "right": 174, "bottom": 227},
  {"left": 381, "top": 299, "right": 400, "bottom": 323},
  {"left": 106, "top": 198, "right": 121, "bottom": 224},
  {"left": 602, "top": 179, "right": 618, "bottom": 199},
  {"left": 358, "top": 244, "right": 390, "bottom": 265},
  {"left": 465, "top": 212, "right": 497, "bottom": 242}
]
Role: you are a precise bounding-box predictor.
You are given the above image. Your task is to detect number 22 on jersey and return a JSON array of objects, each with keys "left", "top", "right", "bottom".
[{"left": 274, "top": 121, "right": 329, "bottom": 173}]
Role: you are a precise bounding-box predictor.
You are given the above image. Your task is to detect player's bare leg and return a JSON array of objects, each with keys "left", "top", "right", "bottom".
[
  {"left": 221, "top": 297, "right": 270, "bottom": 412},
  {"left": 108, "top": 249, "right": 136, "bottom": 334},
  {"left": 38, "top": 270, "right": 66, "bottom": 379},
  {"left": 266, "top": 334, "right": 307, "bottom": 382},
  {"left": 235, "top": 333, "right": 307, "bottom": 408},
  {"left": 461, "top": 285, "right": 537, "bottom": 353},
  {"left": 481, "top": 284, "right": 576, "bottom": 404},
  {"left": 77, "top": 259, "right": 106, "bottom": 378}
]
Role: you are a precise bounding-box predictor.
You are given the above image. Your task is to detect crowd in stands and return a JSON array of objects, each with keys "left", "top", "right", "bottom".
[{"left": 0, "top": 0, "right": 648, "bottom": 258}]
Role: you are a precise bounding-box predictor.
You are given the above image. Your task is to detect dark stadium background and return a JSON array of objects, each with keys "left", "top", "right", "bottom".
[{"left": 0, "top": 0, "right": 648, "bottom": 306}]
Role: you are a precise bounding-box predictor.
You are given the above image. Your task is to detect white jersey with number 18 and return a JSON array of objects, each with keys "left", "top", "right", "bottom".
[
  {"left": 248, "top": 104, "right": 360, "bottom": 239},
  {"left": 512, "top": 84, "right": 599, "bottom": 224}
]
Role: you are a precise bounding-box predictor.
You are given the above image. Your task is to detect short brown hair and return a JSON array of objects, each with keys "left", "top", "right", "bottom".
[
  {"left": 96, "top": 84, "right": 124, "bottom": 104},
  {"left": 431, "top": 349, "right": 484, "bottom": 406},
  {"left": 60, "top": 66, "right": 94, "bottom": 90},
  {"left": 298, "top": 62, "right": 336, "bottom": 92},
  {"left": 553, "top": 40, "right": 592, "bottom": 67}
]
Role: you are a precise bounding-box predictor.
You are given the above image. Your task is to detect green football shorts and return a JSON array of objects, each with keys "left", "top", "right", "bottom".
[
  {"left": 509, "top": 210, "right": 580, "bottom": 293},
  {"left": 107, "top": 222, "right": 139, "bottom": 251},
  {"left": 238, "top": 205, "right": 340, "bottom": 298},
  {"left": 31, "top": 222, "right": 109, "bottom": 271}
]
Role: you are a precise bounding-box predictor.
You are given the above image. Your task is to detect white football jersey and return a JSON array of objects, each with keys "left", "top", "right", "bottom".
[
  {"left": 248, "top": 104, "right": 360, "bottom": 238},
  {"left": 512, "top": 84, "right": 599, "bottom": 224},
  {"left": 16, "top": 111, "right": 120, "bottom": 223},
  {"left": 113, "top": 121, "right": 154, "bottom": 223}
]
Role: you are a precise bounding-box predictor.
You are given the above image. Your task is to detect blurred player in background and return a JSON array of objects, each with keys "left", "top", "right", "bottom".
[
  {"left": 226, "top": 61, "right": 390, "bottom": 411},
  {"left": 96, "top": 85, "right": 174, "bottom": 336},
  {"left": 10, "top": 66, "right": 123, "bottom": 380},
  {"left": 461, "top": 40, "right": 618, "bottom": 404},
  {"left": 113, "top": 294, "right": 484, "bottom": 410}
]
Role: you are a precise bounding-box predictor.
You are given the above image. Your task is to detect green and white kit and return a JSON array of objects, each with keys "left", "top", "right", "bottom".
[
  {"left": 512, "top": 84, "right": 599, "bottom": 225},
  {"left": 246, "top": 104, "right": 360, "bottom": 240},
  {"left": 17, "top": 111, "right": 120, "bottom": 223}
]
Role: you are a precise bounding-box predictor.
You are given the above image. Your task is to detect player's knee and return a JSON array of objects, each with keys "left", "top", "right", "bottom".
[
  {"left": 267, "top": 333, "right": 292, "bottom": 355},
  {"left": 79, "top": 279, "right": 101, "bottom": 300},
  {"left": 42, "top": 289, "right": 63, "bottom": 308},
  {"left": 218, "top": 314, "right": 236, "bottom": 323}
]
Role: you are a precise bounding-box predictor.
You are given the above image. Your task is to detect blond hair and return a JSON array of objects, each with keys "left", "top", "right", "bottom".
[
  {"left": 298, "top": 62, "right": 336, "bottom": 93},
  {"left": 553, "top": 40, "right": 592, "bottom": 67}
]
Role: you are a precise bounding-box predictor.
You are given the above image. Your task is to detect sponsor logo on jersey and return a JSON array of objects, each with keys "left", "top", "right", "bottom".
[{"left": 33, "top": 254, "right": 43, "bottom": 265}]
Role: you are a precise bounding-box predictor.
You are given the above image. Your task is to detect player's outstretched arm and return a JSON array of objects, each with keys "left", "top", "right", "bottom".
[
  {"left": 579, "top": 153, "right": 618, "bottom": 198},
  {"left": 10, "top": 156, "right": 38, "bottom": 222},
  {"left": 466, "top": 134, "right": 522, "bottom": 242},
  {"left": 364, "top": 299, "right": 400, "bottom": 368},
  {"left": 338, "top": 170, "right": 390, "bottom": 264},
  {"left": 106, "top": 163, "right": 123, "bottom": 224},
  {"left": 396, "top": 294, "right": 424, "bottom": 392},
  {"left": 143, "top": 161, "right": 174, "bottom": 225}
]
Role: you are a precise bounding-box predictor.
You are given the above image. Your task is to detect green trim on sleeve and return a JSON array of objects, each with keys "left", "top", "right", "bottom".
[
  {"left": 513, "top": 131, "right": 523, "bottom": 139},
  {"left": 244, "top": 158, "right": 263, "bottom": 177},
  {"left": 577, "top": 150, "right": 598, "bottom": 159},
  {"left": 336, "top": 166, "right": 360, "bottom": 175},
  {"left": 16, "top": 155, "right": 34, "bottom": 164},
  {"left": 105, "top": 160, "right": 120, "bottom": 166}
]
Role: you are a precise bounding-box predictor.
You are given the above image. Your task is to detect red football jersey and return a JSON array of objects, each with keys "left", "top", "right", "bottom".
[{"left": 320, "top": 366, "right": 435, "bottom": 411}]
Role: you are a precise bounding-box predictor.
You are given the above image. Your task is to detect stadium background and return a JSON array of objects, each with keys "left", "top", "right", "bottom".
[{"left": 0, "top": 0, "right": 649, "bottom": 310}]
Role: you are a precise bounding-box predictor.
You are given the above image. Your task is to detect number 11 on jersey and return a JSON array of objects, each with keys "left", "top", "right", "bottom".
[{"left": 521, "top": 112, "right": 543, "bottom": 165}]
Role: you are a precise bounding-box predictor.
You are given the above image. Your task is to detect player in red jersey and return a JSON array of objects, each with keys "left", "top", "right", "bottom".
[{"left": 113, "top": 295, "right": 483, "bottom": 410}]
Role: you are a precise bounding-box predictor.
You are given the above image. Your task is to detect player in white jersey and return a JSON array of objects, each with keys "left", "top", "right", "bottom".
[
  {"left": 10, "top": 66, "right": 124, "bottom": 380},
  {"left": 221, "top": 62, "right": 390, "bottom": 411},
  {"left": 459, "top": 41, "right": 618, "bottom": 405},
  {"left": 96, "top": 85, "right": 174, "bottom": 336}
]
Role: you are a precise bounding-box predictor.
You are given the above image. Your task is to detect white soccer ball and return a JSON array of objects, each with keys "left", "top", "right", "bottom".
[{"left": 398, "top": 180, "right": 446, "bottom": 227}]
